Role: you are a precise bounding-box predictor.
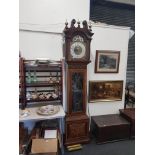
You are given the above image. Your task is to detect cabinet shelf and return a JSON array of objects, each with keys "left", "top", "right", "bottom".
[
  {"left": 27, "top": 90, "right": 61, "bottom": 93},
  {"left": 26, "top": 98, "right": 61, "bottom": 103},
  {"left": 25, "top": 75, "right": 62, "bottom": 78},
  {"left": 25, "top": 66, "right": 62, "bottom": 72},
  {"left": 26, "top": 82, "right": 62, "bottom": 87}
]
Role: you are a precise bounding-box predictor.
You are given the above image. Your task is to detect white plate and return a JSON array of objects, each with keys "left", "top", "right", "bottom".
[
  {"left": 20, "top": 109, "right": 31, "bottom": 118},
  {"left": 35, "top": 58, "right": 50, "bottom": 64},
  {"left": 36, "top": 58, "right": 50, "bottom": 61},
  {"left": 37, "top": 105, "right": 60, "bottom": 116}
]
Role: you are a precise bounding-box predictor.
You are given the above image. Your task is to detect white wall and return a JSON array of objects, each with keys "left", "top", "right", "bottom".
[
  {"left": 19, "top": 0, "right": 90, "bottom": 59},
  {"left": 19, "top": 31, "right": 63, "bottom": 60},
  {"left": 19, "top": 0, "right": 89, "bottom": 25},
  {"left": 88, "top": 24, "right": 130, "bottom": 116}
]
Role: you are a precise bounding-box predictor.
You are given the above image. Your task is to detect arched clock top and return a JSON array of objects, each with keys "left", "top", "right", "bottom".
[
  {"left": 64, "top": 19, "right": 94, "bottom": 40},
  {"left": 63, "top": 19, "right": 94, "bottom": 62}
]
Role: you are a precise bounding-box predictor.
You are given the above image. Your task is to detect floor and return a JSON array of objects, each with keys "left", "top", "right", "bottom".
[{"left": 64, "top": 138, "right": 135, "bottom": 155}]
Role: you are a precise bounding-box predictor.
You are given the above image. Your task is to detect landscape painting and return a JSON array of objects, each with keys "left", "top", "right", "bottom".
[
  {"left": 95, "top": 50, "right": 120, "bottom": 73},
  {"left": 89, "top": 80, "right": 123, "bottom": 102}
]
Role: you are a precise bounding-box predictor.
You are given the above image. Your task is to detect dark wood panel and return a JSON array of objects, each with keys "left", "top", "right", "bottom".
[
  {"left": 65, "top": 115, "right": 90, "bottom": 146},
  {"left": 119, "top": 108, "right": 135, "bottom": 138}
]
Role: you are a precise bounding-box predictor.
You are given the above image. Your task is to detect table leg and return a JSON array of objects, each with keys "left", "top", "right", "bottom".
[{"left": 58, "top": 118, "right": 65, "bottom": 154}]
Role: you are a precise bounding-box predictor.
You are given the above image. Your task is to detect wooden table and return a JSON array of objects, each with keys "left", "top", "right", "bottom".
[
  {"left": 119, "top": 108, "right": 135, "bottom": 138},
  {"left": 19, "top": 105, "right": 65, "bottom": 154}
]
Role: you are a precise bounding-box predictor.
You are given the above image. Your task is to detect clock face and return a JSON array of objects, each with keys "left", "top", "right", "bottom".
[{"left": 70, "top": 42, "right": 86, "bottom": 59}]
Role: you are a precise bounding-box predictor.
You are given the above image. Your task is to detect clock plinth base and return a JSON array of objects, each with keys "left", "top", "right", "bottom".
[{"left": 65, "top": 114, "right": 90, "bottom": 146}]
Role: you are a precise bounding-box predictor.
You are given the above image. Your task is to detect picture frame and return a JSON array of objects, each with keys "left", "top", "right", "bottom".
[
  {"left": 95, "top": 50, "right": 120, "bottom": 73},
  {"left": 88, "top": 80, "right": 123, "bottom": 102}
]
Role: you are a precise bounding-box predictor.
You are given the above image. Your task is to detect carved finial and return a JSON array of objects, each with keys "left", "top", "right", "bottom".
[
  {"left": 82, "top": 20, "right": 88, "bottom": 29},
  {"left": 77, "top": 19, "right": 80, "bottom": 28},
  {"left": 88, "top": 21, "right": 92, "bottom": 31},
  {"left": 71, "top": 19, "right": 76, "bottom": 28},
  {"left": 65, "top": 19, "right": 68, "bottom": 29},
  {"left": 19, "top": 51, "right": 21, "bottom": 57},
  {"left": 89, "top": 25, "right": 92, "bottom": 32}
]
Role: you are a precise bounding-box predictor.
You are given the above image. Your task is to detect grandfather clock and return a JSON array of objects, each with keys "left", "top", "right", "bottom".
[{"left": 63, "top": 19, "right": 93, "bottom": 145}]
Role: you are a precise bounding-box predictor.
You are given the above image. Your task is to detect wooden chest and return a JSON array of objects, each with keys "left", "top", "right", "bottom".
[
  {"left": 119, "top": 108, "right": 135, "bottom": 138},
  {"left": 92, "top": 114, "right": 130, "bottom": 144}
]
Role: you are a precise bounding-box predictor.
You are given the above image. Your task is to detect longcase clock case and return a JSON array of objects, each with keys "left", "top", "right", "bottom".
[{"left": 63, "top": 19, "right": 93, "bottom": 145}]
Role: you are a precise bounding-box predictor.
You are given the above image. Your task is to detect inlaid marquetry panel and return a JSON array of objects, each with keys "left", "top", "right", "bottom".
[{"left": 70, "top": 123, "right": 85, "bottom": 138}]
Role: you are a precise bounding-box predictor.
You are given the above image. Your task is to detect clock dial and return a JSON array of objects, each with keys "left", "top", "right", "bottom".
[{"left": 70, "top": 42, "right": 86, "bottom": 59}]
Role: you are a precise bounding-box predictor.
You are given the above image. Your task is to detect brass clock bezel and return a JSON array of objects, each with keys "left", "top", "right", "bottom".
[{"left": 70, "top": 41, "right": 86, "bottom": 59}]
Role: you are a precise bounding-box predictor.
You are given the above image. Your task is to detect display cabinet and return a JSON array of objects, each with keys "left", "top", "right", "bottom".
[{"left": 19, "top": 59, "right": 63, "bottom": 109}]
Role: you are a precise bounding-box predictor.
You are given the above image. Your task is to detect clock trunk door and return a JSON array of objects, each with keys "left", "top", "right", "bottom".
[{"left": 68, "top": 69, "right": 86, "bottom": 115}]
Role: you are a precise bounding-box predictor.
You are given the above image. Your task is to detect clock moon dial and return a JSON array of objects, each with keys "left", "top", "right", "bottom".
[{"left": 70, "top": 42, "right": 86, "bottom": 59}]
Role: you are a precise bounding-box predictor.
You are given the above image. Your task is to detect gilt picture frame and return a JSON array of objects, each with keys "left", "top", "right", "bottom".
[
  {"left": 95, "top": 50, "right": 120, "bottom": 73},
  {"left": 88, "top": 80, "right": 123, "bottom": 102}
]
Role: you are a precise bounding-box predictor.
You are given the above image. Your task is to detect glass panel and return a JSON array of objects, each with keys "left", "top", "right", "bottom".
[{"left": 72, "top": 72, "right": 83, "bottom": 112}]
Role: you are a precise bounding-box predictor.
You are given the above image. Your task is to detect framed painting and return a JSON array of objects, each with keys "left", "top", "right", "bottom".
[
  {"left": 95, "top": 50, "right": 120, "bottom": 73},
  {"left": 88, "top": 80, "right": 123, "bottom": 102}
]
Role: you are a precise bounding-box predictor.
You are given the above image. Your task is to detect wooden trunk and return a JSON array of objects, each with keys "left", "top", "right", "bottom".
[{"left": 92, "top": 114, "right": 130, "bottom": 144}]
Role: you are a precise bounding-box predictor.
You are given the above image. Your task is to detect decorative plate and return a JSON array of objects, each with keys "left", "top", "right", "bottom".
[
  {"left": 35, "top": 58, "right": 50, "bottom": 64},
  {"left": 20, "top": 109, "right": 31, "bottom": 118},
  {"left": 37, "top": 105, "right": 60, "bottom": 116}
]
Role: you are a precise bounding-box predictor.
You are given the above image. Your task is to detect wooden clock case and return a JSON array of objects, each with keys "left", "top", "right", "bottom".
[{"left": 63, "top": 19, "right": 93, "bottom": 145}]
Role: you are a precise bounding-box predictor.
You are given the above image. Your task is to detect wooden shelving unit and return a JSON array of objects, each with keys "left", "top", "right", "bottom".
[{"left": 19, "top": 59, "right": 63, "bottom": 109}]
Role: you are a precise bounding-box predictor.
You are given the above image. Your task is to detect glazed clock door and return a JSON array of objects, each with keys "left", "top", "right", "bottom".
[{"left": 68, "top": 69, "right": 86, "bottom": 115}]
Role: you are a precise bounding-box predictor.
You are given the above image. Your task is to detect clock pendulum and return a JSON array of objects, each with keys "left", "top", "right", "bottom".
[{"left": 63, "top": 19, "right": 94, "bottom": 145}]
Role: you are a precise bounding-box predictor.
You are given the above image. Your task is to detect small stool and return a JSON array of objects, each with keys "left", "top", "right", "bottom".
[{"left": 92, "top": 114, "right": 130, "bottom": 144}]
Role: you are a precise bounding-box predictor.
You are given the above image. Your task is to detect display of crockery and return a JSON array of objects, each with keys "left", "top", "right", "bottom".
[
  {"left": 48, "top": 60, "right": 60, "bottom": 64},
  {"left": 51, "top": 92, "right": 58, "bottom": 99},
  {"left": 37, "top": 105, "right": 60, "bottom": 116},
  {"left": 45, "top": 93, "right": 52, "bottom": 99},
  {"left": 20, "top": 109, "right": 31, "bottom": 118},
  {"left": 25, "top": 60, "right": 37, "bottom": 66},
  {"left": 38, "top": 93, "right": 45, "bottom": 100},
  {"left": 35, "top": 58, "right": 50, "bottom": 64}
]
